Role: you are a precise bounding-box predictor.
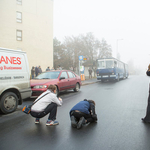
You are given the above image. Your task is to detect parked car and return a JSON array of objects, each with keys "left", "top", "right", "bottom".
[{"left": 30, "top": 70, "right": 81, "bottom": 96}]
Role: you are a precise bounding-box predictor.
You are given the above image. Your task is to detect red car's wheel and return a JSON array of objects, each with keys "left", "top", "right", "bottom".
[{"left": 74, "top": 83, "right": 80, "bottom": 92}]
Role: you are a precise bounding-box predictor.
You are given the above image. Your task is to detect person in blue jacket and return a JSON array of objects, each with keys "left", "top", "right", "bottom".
[{"left": 69, "top": 99, "right": 97, "bottom": 129}]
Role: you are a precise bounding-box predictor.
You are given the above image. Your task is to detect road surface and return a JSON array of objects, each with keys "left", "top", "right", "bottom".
[{"left": 0, "top": 75, "right": 150, "bottom": 150}]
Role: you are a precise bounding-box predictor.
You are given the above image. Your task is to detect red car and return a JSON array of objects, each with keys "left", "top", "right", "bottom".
[{"left": 30, "top": 70, "right": 81, "bottom": 96}]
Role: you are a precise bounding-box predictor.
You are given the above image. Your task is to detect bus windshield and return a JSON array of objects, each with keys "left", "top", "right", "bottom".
[{"left": 97, "top": 60, "right": 114, "bottom": 69}]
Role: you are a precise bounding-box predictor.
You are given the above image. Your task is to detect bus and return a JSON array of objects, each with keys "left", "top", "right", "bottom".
[{"left": 96, "top": 57, "right": 129, "bottom": 82}]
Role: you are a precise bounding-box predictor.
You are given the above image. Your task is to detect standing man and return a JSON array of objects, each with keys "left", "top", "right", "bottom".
[
  {"left": 57, "top": 65, "right": 62, "bottom": 70},
  {"left": 35, "top": 66, "right": 39, "bottom": 77},
  {"left": 46, "top": 67, "right": 50, "bottom": 71},
  {"left": 31, "top": 66, "right": 35, "bottom": 79},
  {"left": 88, "top": 68, "right": 92, "bottom": 79},
  {"left": 38, "top": 66, "right": 42, "bottom": 75},
  {"left": 142, "top": 64, "right": 150, "bottom": 123}
]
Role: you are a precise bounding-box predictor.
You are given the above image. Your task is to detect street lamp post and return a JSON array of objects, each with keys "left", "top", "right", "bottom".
[{"left": 116, "top": 39, "right": 123, "bottom": 59}]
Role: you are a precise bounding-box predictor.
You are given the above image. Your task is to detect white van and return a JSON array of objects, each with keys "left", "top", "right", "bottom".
[{"left": 0, "top": 47, "right": 32, "bottom": 114}]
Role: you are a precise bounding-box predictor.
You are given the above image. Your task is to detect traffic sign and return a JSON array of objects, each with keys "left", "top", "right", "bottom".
[
  {"left": 80, "top": 66, "right": 84, "bottom": 71},
  {"left": 79, "top": 55, "right": 83, "bottom": 60},
  {"left": 83, "top": 57, "right": 87, "bottom": 60}
]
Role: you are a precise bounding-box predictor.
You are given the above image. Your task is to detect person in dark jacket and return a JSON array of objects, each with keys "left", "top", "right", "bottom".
[
  {"left": 31, "top": 66, "right": 35, "bottom": 79},
  {"left": 35, "top": 66, "right": 39, "bottom": 77},
  {"left": 46, "top": 66, "right": 50, "bottom": 71},
  {"left": 142, "top": 64, "right": 150, "bottom": 123},
  {"left": 69, "top": 99, "right": 97, "bottom": 129},
  {"left": 38, "top": 66, "right": 42, "bottom": 74},
  {"left": 88, "top": 68, "right": 92, "bottom": 79}
]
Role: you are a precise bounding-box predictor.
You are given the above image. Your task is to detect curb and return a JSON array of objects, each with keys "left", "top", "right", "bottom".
[{"left": 81, "top": 81, "right": 99, "bottom": 86}]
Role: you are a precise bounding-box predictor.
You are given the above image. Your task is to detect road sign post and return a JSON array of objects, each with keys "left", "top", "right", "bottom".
[{"left": 78, "top": 55, "right": 83, "bottom": 76}]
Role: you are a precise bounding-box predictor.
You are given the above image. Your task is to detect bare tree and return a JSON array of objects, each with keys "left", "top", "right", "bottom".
[
  {"left": 53, "top": 37, "right": 65, "bottom": 69},
  {"left": 53, "top": 33, "right": 112, "bottom": 70},
  {"left": 98, "top": 38, "right": 112, "bottom": 58}
]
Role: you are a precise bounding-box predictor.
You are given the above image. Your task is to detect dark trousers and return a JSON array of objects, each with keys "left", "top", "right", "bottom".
[
  {"left": 144, "top": 91, "right": 150, "bottom": 121},
  {"left": 30, "top": 103, "right": 57, "bottom": 120},
  {"left": 32, "top": 75, "right": 34, "bottom": 79},
  {"left": 70, "top": 111, "right": 95, "bottom": 123},
  {"left": 89, "top": 74, "right": 92, "bottom": 79}
]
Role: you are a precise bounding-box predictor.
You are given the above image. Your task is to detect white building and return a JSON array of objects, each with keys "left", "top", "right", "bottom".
[{"left": 0, "top": 0, "right": 54, "bottom": 72}]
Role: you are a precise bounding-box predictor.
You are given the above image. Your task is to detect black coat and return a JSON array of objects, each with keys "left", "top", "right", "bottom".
[{"left": 146, "top": 70, "right": 150, "bottom": 76}]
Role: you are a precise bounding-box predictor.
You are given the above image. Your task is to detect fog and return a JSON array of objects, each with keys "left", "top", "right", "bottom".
[{"left": 54, "top": 0, "right": 150, "bottom": 74}]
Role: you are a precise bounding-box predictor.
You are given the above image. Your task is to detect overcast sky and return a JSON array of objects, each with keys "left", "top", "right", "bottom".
[{"left": 54, "top": 0, "right": 150, "bottom": 71}]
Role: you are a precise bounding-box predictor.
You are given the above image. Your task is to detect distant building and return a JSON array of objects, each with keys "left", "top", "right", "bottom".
[{"left": 0, "top": 0, "right": 53, "bottom": 71}]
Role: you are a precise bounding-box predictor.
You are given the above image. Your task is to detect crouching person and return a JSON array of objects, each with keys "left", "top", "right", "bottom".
[
  {"left": 30, "top": 85, "right": 63, "bottom": 126},
  {"left": 69, "top": 99, "right": 97, "bottom": 129}
]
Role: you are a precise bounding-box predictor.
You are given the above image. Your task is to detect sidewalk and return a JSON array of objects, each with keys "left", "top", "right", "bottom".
[{"left": 81, "top": 78, "right": 99, "bottom": 86}]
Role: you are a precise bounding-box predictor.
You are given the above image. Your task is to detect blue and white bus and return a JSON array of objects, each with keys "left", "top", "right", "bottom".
[{"left": 96, "top": 57, "right": 129, "bottom": 82}]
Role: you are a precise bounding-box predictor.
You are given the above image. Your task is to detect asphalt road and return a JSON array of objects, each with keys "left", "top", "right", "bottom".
[{"left": 1, "top": 75, "right": 150, "bottom": 150}]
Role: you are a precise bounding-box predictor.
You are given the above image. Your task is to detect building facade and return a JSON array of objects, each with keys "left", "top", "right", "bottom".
[{"left": 0, "top": 0, "right": 53, "bottom": 73}]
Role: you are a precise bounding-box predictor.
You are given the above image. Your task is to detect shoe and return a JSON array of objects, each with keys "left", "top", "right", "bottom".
[
  {"left": 77, "top": 117, "right": 86, "bottom": 129},
  {"left": 46, "top": 120, "right": 59, "bottom": 126},
  {"left": 71, "top": 116, "right": 77, "bottom": 128},
  {"left": 35, "top": 118, "right": 40, "bottom": 124},
  {"left": 141, "top": 118, "right": 150, "bottom": 123}
]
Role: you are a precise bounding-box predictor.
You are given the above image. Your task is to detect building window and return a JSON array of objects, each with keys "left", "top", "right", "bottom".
[
  {"left": 16, "top": 30, "right": 22, "bottom": 41},
  {"left": 17, "top": 0, "right": 22, "bottom": 5},
  {"left": 16, "top": 12, "right": 22, "bottom": 23}
]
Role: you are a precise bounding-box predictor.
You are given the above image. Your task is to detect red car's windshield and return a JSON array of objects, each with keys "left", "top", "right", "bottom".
[{"left": 35, "top": 71, "right": 60, "bottom": 79}]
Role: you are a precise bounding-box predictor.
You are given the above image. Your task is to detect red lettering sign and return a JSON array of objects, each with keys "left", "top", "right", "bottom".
[
  {"left": 17, "top": 57, "right": 21, "bottom": 65},
  {"left": 0, "top": 56, "right": 21, "bottom": 65},
  {"left": 5, "top": 56, "right": 12, "bottom": 64}
]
